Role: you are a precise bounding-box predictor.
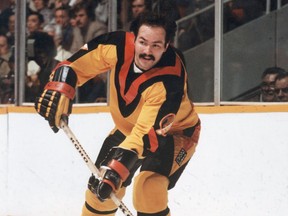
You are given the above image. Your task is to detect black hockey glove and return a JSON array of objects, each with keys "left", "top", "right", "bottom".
[
  {"left": 88, "top": 147, "right": 138, "bottom": 201},
  {"left": 35, "top": 66, "right": 77, "bottom": 133}
]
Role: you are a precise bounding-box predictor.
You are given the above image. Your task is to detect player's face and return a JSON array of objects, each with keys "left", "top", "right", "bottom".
[{"left": 134, "top": 25, "right": 168, "bottom": 71}]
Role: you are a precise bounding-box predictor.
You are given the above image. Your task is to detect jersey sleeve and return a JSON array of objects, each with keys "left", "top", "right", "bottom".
[
  {"left": 69, "top": 43, "right": 117, "bottom": 86},
  {"left": 54, "top": 33, "right": 120, "bottom": 86}
]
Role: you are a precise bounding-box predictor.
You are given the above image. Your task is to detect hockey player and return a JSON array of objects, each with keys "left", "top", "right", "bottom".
[{"left": 35, "top": 11, "right": 201, "bottom": 216}]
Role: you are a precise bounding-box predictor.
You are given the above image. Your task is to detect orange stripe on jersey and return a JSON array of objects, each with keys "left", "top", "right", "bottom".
[
  {"left": 120, "top": 55, "right": 183, "bottom": 106},
  {"left": 125, "top": 59, "right": 182, "bottom": 103},
  {"left": 55, "top": 60, "right": 72, "bottom": 69},
  {"left": 148, "top": 127, "right": 159, "bottom": 152}
]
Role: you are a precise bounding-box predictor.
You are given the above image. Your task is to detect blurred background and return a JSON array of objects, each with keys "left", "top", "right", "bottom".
[{"left": 1, "top": 0, "right": 288, "bottom": 105}]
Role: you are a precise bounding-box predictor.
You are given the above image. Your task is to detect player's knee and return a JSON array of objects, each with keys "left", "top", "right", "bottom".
[
  {"left": 82, "top": 188, "right": 125, "bottom": 216},
  {"left": 133, "top": 171, "right": 170, "bottom": 215}
]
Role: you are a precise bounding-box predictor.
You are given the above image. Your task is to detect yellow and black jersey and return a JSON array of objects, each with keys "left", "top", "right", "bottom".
[{"left": 57, "top": 31, "right": 199, "bottom": 157}]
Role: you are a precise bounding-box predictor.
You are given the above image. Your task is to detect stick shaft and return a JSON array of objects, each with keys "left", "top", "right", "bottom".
[{"left": 60, "top": 120, "right": 134, "bottom": 216}]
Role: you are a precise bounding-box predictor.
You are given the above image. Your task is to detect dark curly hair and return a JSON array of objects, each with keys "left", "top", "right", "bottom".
[{"left": 131, "top": 11, "right": 177, "bottom": 44}]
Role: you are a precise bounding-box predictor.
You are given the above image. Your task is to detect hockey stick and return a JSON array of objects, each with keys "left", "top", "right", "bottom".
[{"left": 60, "top": 120, "right": 134, "bottom": 216}]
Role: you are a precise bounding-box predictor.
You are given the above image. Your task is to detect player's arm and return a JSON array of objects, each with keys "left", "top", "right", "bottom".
[
  {"left": 35, "top": 65, "right": 77, "bottom": 133},
  {"left": 34, "top": 35, "right": 119, "bottom": 132}
]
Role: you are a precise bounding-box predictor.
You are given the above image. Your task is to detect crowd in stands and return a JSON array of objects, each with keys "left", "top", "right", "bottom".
[
  {"left": 259, "top": 67, "right": 288, "bottom": 102},
  {"left": 176, "top": 0, "right": 288, "bottom": 51},
  {"left": 0, "top": 0, "right": 288, "bottom": 104},
  {"left": 0, "top": 0, "right": 109, "bottom": 104}
]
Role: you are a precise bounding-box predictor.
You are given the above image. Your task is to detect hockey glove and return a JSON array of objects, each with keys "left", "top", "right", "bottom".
[
  {"left": 35, "top": 66, "right": 77, "bottom": 133},
  {"left": 89, "top": 147, "right": 138, "bottom": 201}
]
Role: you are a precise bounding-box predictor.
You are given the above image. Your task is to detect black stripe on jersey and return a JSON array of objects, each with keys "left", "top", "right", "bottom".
[
  {"left": 154, "top": 75, "right": 184, "bottom": 130},
  {"left": 118, "top": 89, "right": 141, "bottom": 117},
  {"left": 114, "top": 32, "right": 136, "bottom": 117},
  {"left": 117, "top": 73, "right": 184, "bottom": 118},
  {"left": 67, "top": 49, "right": 89, "bottom": 62},
  {"left": 67, "top": 31, "right": 127, "bottom": 63},
  {"left": 141, "top": 135, "right": 174, "bottom": 176}
]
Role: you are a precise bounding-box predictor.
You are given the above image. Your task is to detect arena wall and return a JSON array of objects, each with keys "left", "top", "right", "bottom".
[{"left": 0, "top": 105, "right": 288, "bottom": 216}]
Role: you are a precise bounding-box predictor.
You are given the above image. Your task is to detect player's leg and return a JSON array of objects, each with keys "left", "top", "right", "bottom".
[
  {"left": 133, "top": 121, "right": 201, "bottom": 215},
  {"left": 133, "top": 171, "right": 171, "bottom": 216},
  {"left": 82, "top": 187, "right": 126, "bottom": 216},
  {"left": 82, "top": 176, "right": 140, "bottom": 216},
  {"left": 82, "top": 129, "right": 142, "bottom": 215},
  {"left": 82, "top": 130, "right": 126, "bottom": 216}
]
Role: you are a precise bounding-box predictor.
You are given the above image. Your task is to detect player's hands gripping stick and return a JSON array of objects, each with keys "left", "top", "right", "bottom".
[
  {"left": 35, "top": 66, "right": 77, "bottom": 132},
  {"left": 89, "top": 147, "right": 138, "bottom": 201}
]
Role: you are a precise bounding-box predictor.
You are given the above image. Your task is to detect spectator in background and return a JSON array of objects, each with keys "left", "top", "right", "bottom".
[
  {"left": 68, "top": 7, "right": 77, "bottom": 27},
  {"left": 260, "top": 67, "right": 285, "bottom": 102},
  {"left": 31, "top": 0, "right": 54, "bottom": 28},
  {"left": 0, "top": 34, "right": 12, "bottom": 62},
  {"left": 5, "top": 13, "right": 15, "bottom": 46},
  {"left": 131, "top": 0, "right": 150, "bottom": 18},
  {"left": 25, "top": 31, "right": 59, "bottom": 102},
  {"left": 26, "top": 11, "right": 45, "bottom": 101},
  {"left": 176, "top": 0, "right": 194, "bottom": 18},
  {"left": 0, "top": 57, "right": 10, "bottom": 80},
  {"left": 50, "top": 0, "right": 70, "bottom": 9},
  {"left": 195, "top": 0, "right": 215, "bottom": 42},
  {"left": 70, "top": 1, "right": 107, "bottom": 53},
  {"left": 152, "top": 0, "right": 181, "bottom": 21},
  {"left": 275, "top": 71, "right": 288, "bottom": 102},
  {"left": 176, "top": 1, "right": 227, "bottom": 51},
  {"left": 0, "top": 1, "right": 15, "bottom": 104},
  {"left": 69, "top": 1, "right": 108, "bottom": 103},
  {"left": 27, "top": 11, "right": 45, "bottom": 35},
  {"left": 94, "top": 0, "right": 109, "bottom": 24},
  {"left": 123, "top": 0, "right": 152, "bottom": 31},
  {"left": 0, "top": 55, "right": 14, "bottom": 104},
  {"left": 54, "top": 5, "right": 74, "bottom": 53},
  {"left": 0, "top": 0, "right": 15, "bottom": 34},
  {"left": 224, "top": 0, "right": 264, "bottom": 32},
  {"left": 43, "top": 23, "right": 72, "bottom": 61}
]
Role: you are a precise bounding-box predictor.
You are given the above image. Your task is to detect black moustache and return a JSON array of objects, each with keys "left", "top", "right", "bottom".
[{"left": 139, "top": 54, "right": 155, "bottom": 61}]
